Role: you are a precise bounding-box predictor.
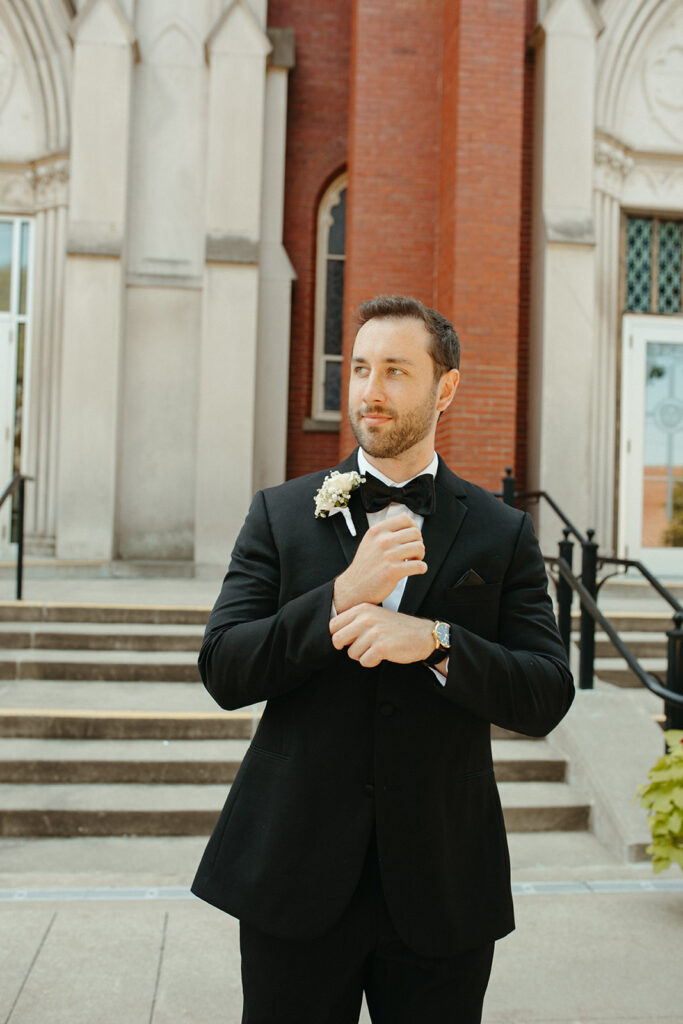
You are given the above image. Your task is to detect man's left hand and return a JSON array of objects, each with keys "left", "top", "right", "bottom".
[{"left": 330, "top": 604, "right": 435, "bottom": 668}]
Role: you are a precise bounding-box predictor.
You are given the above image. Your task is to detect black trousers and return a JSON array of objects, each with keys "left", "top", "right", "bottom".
[{"left": 239, "top": 833, "right": 494, "bottom": 1024}]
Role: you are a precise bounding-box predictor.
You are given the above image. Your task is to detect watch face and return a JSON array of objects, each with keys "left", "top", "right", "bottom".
[{"left": 435, "top": 622, "right": 450, "bottom": 648}]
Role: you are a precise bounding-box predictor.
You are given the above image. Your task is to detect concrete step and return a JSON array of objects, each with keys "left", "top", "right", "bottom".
[
  {"left": 497, "top": 782, "right": 590, "bottom": 833},
  {"left": 0, "top": 648, "right": 201, "bottom": 682},
  {"left": 593, "top": 634, "right": 667, "bottom": 659},
  {"left": 0, "top": 707, "right": 254, "bottom": 740},
  {"left": 0, "top": 779, "right": 588, "bottom": 838},
  {"left": 0, "top": 738, "right": 250, "bottom": 783},
  {"left": 0, "top": 601, "right": 210, "bottom": 625},
  {"left": 0, "top": 621, "right": 204, "bottom": 652},
  {"left": 570, "top": 611, "right": 675, "bottom": 632},
  {"left": 594, "top": 657, "right": 667, "bottom": 688},
  {"left": 0, "top": 680, "right": 220, "bottom": 712},
  {"left": 0, "top": 738, "right": 564, "bottom": 785}
]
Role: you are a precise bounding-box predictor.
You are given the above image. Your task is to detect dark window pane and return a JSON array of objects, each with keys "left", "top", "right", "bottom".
[
  {"left": 18, "top": 221, "right": 29, "bottom": 315},
  {"left": 625, "top": 217, "right": 652, "bottom": 312},
  {"left": 658, "top": 221, "right": 682, "bottom": 314},
  {"left": 324, "top": 260, "right": 344, "bottom": 355},
  {"left": 0, "top": 222, "right": 12, "bottom": 312},
  {"left": 324, "top": 360, "right": 341, "bottom": 412},
  {"left": 328, "top": 188, "right": 346, "bottom": 256}
]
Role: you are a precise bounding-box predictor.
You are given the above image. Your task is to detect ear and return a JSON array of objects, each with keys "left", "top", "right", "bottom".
[{"left": 436, "top": 369, "right": 460, "bottom": 413}]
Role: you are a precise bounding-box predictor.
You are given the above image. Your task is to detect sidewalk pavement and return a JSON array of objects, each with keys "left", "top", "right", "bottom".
[
  {"left": 1, "top": 832, "right": 681, "bottom": 1024},
  {"left": 1, "top": 575, "right": 682, "bottom": 1021}
]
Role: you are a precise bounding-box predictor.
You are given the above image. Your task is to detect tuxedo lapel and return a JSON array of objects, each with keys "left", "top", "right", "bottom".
[
  {"left": 326, "top": 449, "right": 369, "bottom": 566},
  {"left": 399, "top": 459, "right": 468, "bottom": 616}
]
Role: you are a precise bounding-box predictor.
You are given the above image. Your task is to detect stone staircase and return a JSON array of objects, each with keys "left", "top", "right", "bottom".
[
  {"left": 0, "top": 600, "right": 591, "bottom": 837},
  {"left": 575, "top": 610, "right": 672, "bottom": 688}
]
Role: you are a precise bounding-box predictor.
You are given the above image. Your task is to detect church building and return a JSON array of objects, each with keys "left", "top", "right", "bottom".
[{"left": 0, "top": 0, "right": 682, "bottom": 574}]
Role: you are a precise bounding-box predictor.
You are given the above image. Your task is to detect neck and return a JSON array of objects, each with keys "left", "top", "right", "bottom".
[{"left": 361, "top": 440, "right": 436, "bottom": 483}]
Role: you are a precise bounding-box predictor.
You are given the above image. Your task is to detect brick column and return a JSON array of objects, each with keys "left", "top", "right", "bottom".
[
  {"left": 340, "top": 0, "right": 443, "bottom": 458},
  {"left": 436, "top": 0, "right": 528, "bottom": 488}
]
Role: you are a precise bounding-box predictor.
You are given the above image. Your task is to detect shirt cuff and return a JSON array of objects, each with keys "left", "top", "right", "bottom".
[{"left": 428, "top": 658, "right": 448, "bottom": 686}]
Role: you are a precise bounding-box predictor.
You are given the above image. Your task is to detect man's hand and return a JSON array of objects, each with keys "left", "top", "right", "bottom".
[
  {"left": 330, "top": 604, "right": 435, "bottom": 668},
  {"left": 332, "top": 513, "right": 427, "bottom": 612}
]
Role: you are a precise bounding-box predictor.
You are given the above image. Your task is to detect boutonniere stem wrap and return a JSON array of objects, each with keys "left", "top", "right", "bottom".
[{"left": 314, "top": 470, "right": 365, "bottom": 536}]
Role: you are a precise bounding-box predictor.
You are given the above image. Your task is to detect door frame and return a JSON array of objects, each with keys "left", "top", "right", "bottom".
[{"left": 618, "top": 313, "right": 683, "bottom": 576}]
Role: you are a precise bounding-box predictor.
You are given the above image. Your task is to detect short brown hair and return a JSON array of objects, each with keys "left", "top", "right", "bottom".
[{"left": 357, "top": 295, "right": 460, "bottom": 374}]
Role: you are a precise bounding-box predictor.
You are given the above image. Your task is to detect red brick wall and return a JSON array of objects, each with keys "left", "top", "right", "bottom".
[
  {"left": 277, "top": 0, "right": 532, "bottom": 490},
  {"left": 268, "top": 0, "right": 351, "bottom": 479},
  {"left": 435, "top": 0, "right": 529, "bottom": 491},
  {"left": 340, "top": 0, "right": 443, "bottom": 459}
]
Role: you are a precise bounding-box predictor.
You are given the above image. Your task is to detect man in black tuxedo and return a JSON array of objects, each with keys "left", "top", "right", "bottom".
[{"left": 192, "top": 295, "right": 574, "bottom": 1023}]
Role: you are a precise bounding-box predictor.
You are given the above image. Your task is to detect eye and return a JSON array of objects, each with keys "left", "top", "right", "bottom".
[
  {"left": 388, "top": 367, "right": 404, "bottom": 376},
  {"left": 353, "top": 365, "right": 369, "bottom": 377}
]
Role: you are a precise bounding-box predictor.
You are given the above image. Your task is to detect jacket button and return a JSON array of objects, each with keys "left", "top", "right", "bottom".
[
  {"left": 364, "top": 784, "right": 375, "bottom": 797},
  {"left": 379, "top": 702, "right": 394, "bottom": 717}
]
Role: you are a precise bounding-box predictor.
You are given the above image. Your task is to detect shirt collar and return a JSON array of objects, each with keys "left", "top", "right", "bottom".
[{"left": 357, "top": 449, "right": 438, "bottom": 488}]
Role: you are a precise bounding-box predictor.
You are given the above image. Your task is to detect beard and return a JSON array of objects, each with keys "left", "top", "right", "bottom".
[{"left": 349, "top": 380, "right": 438, "bottom": 459}]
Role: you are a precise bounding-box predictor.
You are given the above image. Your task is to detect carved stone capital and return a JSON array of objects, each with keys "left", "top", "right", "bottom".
[
  {"left": 594, "top": 138, "right": 633, "bottom": 198},
  {"left": 28, "top": 159, "right": 70, "bottom": 210}
]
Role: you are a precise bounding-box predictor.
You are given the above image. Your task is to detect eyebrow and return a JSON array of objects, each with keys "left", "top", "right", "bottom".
[{"left": 351, "top": 355, "right": 416, "bottom": 366}]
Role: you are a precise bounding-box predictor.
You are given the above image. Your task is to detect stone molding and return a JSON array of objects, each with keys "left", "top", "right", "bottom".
[
  {"left": 267, "top": 28, "right": 295, "bottom": 69},
  {"left": 29, "top": 158, "right": 70, "bottom": 210},
  {"left": 205, "top": 234, "right": 259, "bottom": 264},
  {"left": 544, "top": 208, "right": 596, "bottom": 245},
  {"left": 594, "top": 136, "right": 634, "bottom": 198}
]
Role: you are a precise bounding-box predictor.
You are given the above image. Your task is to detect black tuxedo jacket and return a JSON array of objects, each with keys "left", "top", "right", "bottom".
[{"left": 191, "top": 451, "right": 574, "bottom": 956}]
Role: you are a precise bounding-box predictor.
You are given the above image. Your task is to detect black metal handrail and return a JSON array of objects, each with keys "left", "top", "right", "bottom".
[
  {"left": 550, "top": 555, "right": 683, "bottom": 709},
  {"left": 499, "top": 467, "right": 683, "bottom": 730},
  {"left": 597, "top": 556, "right": 682, "bottom": 615},
  {"left": 0, "top": 474, "right": 33, "bottom": 600}
]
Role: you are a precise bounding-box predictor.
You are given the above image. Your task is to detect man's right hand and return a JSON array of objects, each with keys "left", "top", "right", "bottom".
[{"left": 333, "top": 512, "right": 427, "bottom": 612}]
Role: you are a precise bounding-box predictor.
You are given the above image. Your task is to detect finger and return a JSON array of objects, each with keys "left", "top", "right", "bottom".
[
  {"left": 399, "top": 559, "right": 428, "bottom": 577},
  {"left": 359, "top": 645, "right": 383, "bottom": 668},
  {"left": 391, "top": 540, "right": 426, "bottom": 562},
  {"left": 331, "top": 622, "right": 362, "bottom": 649},
  {"left": 379, "top": 513, "right": 416, "bottom": 533}
]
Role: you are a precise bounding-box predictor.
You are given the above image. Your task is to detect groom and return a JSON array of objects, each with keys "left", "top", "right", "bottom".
[{"left": 192, "top": 295, "right": 574, "bottom": 1023}]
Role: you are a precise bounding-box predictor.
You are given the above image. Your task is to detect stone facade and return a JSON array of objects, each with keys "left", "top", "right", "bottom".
[{"left": 1, "top": 0, "right": 682, "bottom": 569}]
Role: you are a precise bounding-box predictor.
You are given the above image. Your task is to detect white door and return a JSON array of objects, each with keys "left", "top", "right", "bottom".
[
  {"left": 0, "top": 321, "right": 16, "bottom": 553},
  {"left": 619, "top": 315, "right": 683, "bottom": 575}
]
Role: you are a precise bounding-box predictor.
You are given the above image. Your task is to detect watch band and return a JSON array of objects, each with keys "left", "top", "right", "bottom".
[{"left": 424, "top": 621, "right": 450, "bottom": 666}]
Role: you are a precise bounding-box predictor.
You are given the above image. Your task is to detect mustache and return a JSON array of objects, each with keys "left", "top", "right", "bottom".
[{"left": 358, "top": 405, "right": 394, "bottom": 417}]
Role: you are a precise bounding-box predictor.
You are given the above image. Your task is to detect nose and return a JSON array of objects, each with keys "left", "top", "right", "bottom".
[{"left": 360, "top": 368, "right": 386, "bottom": 406}]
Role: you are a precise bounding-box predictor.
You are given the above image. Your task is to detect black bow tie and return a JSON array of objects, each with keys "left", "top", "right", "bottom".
[{"left": 359, "top": 472, "right": 436, "bottom": 516}]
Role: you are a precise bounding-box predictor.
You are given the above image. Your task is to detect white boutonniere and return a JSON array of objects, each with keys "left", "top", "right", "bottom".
[{"left": 314, "top": 470, "right": 365, "bottom": 536}]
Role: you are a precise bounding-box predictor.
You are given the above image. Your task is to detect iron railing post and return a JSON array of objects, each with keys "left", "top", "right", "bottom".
[
  {"left": 557, "top": 528, "right": 574, "bottom": 656},
  {"left": 502, "top": 467, "right": 515, "bottom": 506},
  {"left": 665, "top": 611, "right": 683, "bottom": 731},
  {"left": 16, "top": 476, "right": 26, "bottom": 601},
  {"left": 579, "top": 528, "right": 598, "bottom": 689}
]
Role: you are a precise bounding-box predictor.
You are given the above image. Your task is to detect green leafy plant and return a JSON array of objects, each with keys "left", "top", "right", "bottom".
[{"left": 636, "top": 730, "right": 683, "bottom": 872}]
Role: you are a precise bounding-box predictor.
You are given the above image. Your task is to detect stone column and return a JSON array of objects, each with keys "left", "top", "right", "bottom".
[
  {"left": 592, "top": 140, "right": 633, "bottom": 550},
  {"left": 25, "top": 162, "right": 70, "bottom": 553},
  {"left": 529, "top": 0, "right": 604, "bottom": 550},
  {"left": 194, "top": 1, "right": 271, "bottom": 568},
  {"left": 56, "top": 0, "right": 137, "bottom": 560},
  {"left": 253, "top": 29, "right": 296, "bottom": 494}
]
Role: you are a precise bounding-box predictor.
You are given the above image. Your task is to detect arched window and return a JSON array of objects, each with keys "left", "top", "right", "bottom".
[{"left": 312, "top": 173, "right": 347, "bottom": 422}]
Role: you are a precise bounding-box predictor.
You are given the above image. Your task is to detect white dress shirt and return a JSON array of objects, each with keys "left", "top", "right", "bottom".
[{"left": 355, "top": 449, "right": 448, "bottom": 684}]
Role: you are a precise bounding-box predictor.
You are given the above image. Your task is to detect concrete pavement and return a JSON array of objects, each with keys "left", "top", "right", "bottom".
[{"left": 1, "top": 832, "right": 682, "bottom": 1023}]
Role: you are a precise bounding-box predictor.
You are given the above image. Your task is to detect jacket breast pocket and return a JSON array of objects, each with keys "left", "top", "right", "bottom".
[{"left": 441, "top": 581, "right": 501, "bottom": 642}]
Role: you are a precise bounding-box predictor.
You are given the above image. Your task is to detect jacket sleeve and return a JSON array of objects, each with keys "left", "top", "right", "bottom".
[
  {"left": 439, "top": 512, "right": 574, "bottom": 737},
  {"left": 198, "top": 490, "right": 340, "bottom": 710}
]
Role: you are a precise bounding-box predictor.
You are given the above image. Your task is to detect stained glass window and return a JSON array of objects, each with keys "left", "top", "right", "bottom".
[
  {"left": 658, "top": 221, "right": 682, "bottom": 315},
  {"left": 625, "top": 218, "right": 652, "bottom": 312},
  {"left": 625, "top": 216, "right": 683, "bottom": 315}
]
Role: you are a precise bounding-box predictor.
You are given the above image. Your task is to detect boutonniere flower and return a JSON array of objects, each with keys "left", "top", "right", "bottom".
[{"left": 314, "top": 470, "right": 365, "bottom": 536}]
